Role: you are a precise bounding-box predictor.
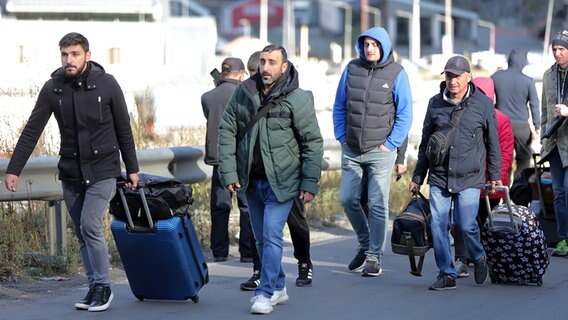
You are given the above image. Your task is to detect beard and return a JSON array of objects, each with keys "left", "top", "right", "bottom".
[
  {"left": 262, "top": 74, "right": 275, "bottom": 85},
  {"left": 262, "top": 78, "right": 274, "bottom": 85},
  {"left": 64, "top": 61, "right": 87, "bottom": 78}
]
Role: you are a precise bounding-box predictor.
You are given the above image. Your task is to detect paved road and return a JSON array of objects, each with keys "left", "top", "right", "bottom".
[{"left": 2, "top": 231, "right": 568, "bottom": 320}]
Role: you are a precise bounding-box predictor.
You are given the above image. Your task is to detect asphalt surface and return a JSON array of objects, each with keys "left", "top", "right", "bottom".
[{"left": 2, "top": 229, "right": 568, "bottom": 320}]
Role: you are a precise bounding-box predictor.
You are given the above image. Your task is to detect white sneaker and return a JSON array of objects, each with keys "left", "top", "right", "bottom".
[
  {"left": 270, "top": 287, "right": 289, "bottom": 306},
  {"left": 250, "top": 295, "right": 273, "bottom": 314}
]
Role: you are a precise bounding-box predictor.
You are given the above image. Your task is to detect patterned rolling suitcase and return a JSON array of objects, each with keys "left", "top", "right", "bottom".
[
  {"left": 111, "top": 181, "right": 208, "bottom": 302},
  {"left": 481, "top": 186, "right": 549, "bottom": 285}
]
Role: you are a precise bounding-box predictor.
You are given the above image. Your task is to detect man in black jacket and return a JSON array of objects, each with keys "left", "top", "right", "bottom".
[
  {"left": 201, "top": 57, "right": 253, "bottom": 263},
  {"left": 410, "top": 56, "right": 501, "bottom": 291},
  {"left": 491, "top": 49, "right": 540, "bottom": 180},
  {"left": 4, "top": 32, "right": 139, "bottom": 312}
]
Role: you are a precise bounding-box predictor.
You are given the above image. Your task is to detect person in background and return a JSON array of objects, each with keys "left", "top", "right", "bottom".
[
  {"left": 247, "top": 51, "right": 261, "bottom": 75},
  {"left": 332, "top": 27, "right": 412, "bottom": 277},
  {"left": 453, "top": 76, "right": 514, "bottom": 277},
  {"left": 4, "top": 32, "right": 139, "bottom": 312},
  {"left": 540, "top": 30, "right": 568, "bottom": 257},
  {"left": 239, "top": 51, "right": 315, "bottom": 292},
  {"left": 410, "top": 55, "right": 501, "bottom": 291},
  {"left": 202, "top": 57, "right": 253, "bottom": 263},
  {"left": 491, "top": 49, "right": 540, "bottom": 180},
  {"left": 218, "top": 44, "right": 323, "bottom": 314}
]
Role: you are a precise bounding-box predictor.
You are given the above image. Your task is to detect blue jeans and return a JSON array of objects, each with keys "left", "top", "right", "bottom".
[
  {"left": 246, "top": 179, "right": 293, "bottom": 298},
  {"left": 62, "top": 178, "right": 116, "bottom": 287},
  {"left": 549, "top": 148, "right": 568, "bottom": 240},
  {"left": 339, "top": 144, "right": 396, "bottom": 262},
  {"left": 430, "top": 186, "right": 485, "bottom": 278}
]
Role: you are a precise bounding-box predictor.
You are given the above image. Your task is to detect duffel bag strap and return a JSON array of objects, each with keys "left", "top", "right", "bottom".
[{"left": 404, "top": 232, "right": 424, "bottom": 277}]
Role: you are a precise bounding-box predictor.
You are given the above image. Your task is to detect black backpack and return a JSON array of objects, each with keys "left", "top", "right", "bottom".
[{"left": 391, "top": 190, "right": 431, "bottom": 276}]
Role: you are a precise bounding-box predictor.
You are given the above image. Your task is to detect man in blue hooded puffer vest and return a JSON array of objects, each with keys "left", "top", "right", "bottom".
[{"left": 332, "top": 27, "right": 413, "bottom": 277}]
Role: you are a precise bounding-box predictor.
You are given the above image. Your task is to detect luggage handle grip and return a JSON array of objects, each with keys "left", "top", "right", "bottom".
[
  {"left": 116, "top": 182, "right": 155, "bottom": 231},
  {"left": 483, "top": 185, "right": 518, "bottom": 233}
]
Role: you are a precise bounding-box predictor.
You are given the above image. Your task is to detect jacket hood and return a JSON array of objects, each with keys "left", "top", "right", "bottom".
[
  {"left": 507, "top": 49, "right": 528, "bottom": 70},
  {"left": 472, "top": 76, "right": 495, "bottom": 103},
  {"left": 243, "top": 60, "right": 300, "bottom": 104},
  {"left": 356, "top": 27, "right": 392, "bottom": 65},
  {"left": 51, "top": 60, "right": 105, "bottom": 78}
]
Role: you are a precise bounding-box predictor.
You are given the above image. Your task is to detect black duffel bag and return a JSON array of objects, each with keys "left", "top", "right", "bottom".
[
  {"left": 391, "top": 190, "right": 431, "bottom": 277},
  {"left": 109, "top": 173, "right": 193, "bottom": 222}
]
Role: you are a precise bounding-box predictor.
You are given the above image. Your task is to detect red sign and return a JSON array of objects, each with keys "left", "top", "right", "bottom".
[{"left": 230, "top": 0, "right": 284, "bottom": 29}]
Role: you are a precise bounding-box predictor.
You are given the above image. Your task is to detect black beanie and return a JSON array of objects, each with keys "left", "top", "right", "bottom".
[{"left": 552, "top": 30, "right": 568, "bottom": 49}]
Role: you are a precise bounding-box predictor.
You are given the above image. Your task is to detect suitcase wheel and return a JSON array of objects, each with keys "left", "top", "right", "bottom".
[
  {"left": 190, "top": 295, "right": 199, "bottom": 303},
  {"left": 537, "top": 278, "right": 543, "bottom": 286},
  {"left": 136, "top": 295, "right": 144, "bottom": 301}
]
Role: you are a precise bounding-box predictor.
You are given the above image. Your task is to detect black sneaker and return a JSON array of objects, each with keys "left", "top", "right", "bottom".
[
  {"left": 428, "top": 275, "right": 456, "bottom": 291},
  {"left": 240, "top": 270, "right": 261, "bottom": 291},
  {"left": 474, "top": 255, "right": 488, "bottom": 285},
  {"left": 348, "top": 249, "right": 366, "bottom": 272},
  {"left": 88, "top": 284, "right": 113, "bottom": 312},
  {"left": 361, "top": 260, "right": 382, "bottom": 277},
  {"left": 74, "top": 287, "right": 95, "bottom": 310},
  {"left": 296, "top": 262, "right": 313, "bottom": 287}
]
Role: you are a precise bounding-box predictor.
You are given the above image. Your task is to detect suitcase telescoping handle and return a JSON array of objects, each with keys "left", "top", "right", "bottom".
[
  {"left": 532, "top": 152, "right": 550, "bottom": 217},
  {"left": 484, "top": 185, "right": 519, "bottom": 233},
  {"left": 116, "top": 181, "right": 155, "bottom": 232}
]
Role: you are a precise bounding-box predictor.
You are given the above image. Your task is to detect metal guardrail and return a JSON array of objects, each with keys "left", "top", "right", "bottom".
[
  {"left": 0, "top": 140, "right": 341, "bottom": 256},
  {"left": 0, "top": 139, "right": 341, "bottom": 201}
]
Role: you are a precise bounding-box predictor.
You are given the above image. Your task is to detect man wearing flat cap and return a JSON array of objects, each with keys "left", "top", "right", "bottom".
[
  {"left": 410, "top": 55, "right": 502, "bottom": 291},
  {"left": 202, "top": 57, "right": 253, "bottom": 263},
  {"left": 541, "top": 30, "right": 568, "bottom": 257}
]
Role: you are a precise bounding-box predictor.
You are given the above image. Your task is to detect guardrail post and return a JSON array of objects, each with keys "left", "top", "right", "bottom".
[{"left": 48, "top": 200, "right": 66, "bottom": 256}]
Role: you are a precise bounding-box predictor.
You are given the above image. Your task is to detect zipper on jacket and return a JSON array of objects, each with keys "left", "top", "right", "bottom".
[
  {"left": 59, "top": 99, "right": 66, "bottom": 126},
  {"left": 97, "top": 96, "right": 103, "bottom": 123},
  {"left": 361, "top": 67, "right": 375, "bottom": 147}
]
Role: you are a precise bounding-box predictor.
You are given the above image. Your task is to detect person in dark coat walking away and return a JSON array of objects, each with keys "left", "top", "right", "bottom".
[
  {"left": 4, "top": 32, "right": 140, "bottom": 312},
  {"left": 491, "top": 49, "right": 540, "bottom": 180},
  {"left": 410, "top": 55, "right": 502, "bottom": 291},
  {"left": 201, "top": 57, "right": 253, "bottom": 263}
]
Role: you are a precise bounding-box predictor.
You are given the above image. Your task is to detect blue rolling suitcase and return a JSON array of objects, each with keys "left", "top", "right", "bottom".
[{"left": 110, "top": 181, "right": 208, "bottom": 302}]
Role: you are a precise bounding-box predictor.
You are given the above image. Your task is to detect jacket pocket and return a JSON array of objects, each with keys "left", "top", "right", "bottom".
[
  {"left": 97, "top": 96, "right": 104, "bottom": 124},
  {"left": 91, "top": 143, "right": 118, "bottom": 157},
  {"left": 59, "top": 147, "right": 78, "bottom": 158}
]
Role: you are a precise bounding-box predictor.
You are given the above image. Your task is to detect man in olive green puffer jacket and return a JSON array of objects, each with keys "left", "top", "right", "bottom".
[{"left": 218, "top": 44, "right": 323, "bottom": 315}]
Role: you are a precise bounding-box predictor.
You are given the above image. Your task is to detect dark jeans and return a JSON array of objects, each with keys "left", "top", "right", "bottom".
[
  {"left": 511, "top": 122, "right": 532, "bottom": 181},
  {"left": 248, "top": 197, "right": 311, "bottom": 271},
  {"left": 454, "top": 198, "right": 499, "bottom": 261},
  {"left": 210, "top": 166, "right": 252, "bottom": 258}
]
